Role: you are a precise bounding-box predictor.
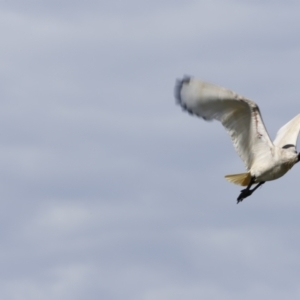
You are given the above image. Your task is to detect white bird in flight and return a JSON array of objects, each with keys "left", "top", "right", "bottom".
[{"left": 175, "top": 76, "right": 300, "bottom": 203}]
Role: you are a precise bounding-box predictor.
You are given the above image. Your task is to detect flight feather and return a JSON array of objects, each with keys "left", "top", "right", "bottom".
[
  {"left": 175, "top": 76, "right": 274, "bottom": 170},
  {"left": 273, "top": 114, "right": 300, "bottom": 151}
]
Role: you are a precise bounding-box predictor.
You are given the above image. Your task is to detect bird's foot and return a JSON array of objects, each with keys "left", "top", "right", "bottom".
[{"left": 237, "top": 188, "right": 253, "bottom": 204}]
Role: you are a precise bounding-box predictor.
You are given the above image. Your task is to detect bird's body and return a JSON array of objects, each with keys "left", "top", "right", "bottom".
[
  {"left": 175, "top": 76, "right": 300, "bottom": 202},
  {"left": 251, "top": 146, "right": 297, "bottom": 182}
]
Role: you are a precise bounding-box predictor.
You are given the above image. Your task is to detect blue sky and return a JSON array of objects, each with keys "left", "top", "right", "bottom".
[{"left": 1, "top": 1, "right": 300, "bottom": 299}]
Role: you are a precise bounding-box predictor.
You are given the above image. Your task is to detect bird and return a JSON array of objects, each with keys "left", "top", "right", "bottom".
[{"left": 175, "top": 76, "right": 300, "bottom": 203}]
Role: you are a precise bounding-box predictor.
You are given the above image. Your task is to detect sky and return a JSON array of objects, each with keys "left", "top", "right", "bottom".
[{"left": 1, "top": 1, "right": 300, "bottom": 299}]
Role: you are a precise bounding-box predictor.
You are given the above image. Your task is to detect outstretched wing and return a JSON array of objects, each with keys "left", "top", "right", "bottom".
[
  {"left": 175, "top": 76, "right": 274, "bottom": 170},
  {"left": 273, "top": 114, "right": 300, "bottom": 151}
]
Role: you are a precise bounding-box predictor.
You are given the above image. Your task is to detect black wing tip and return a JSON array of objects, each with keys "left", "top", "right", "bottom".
[
  {"left": 174, "top": 75, "right": 191, "bottom": 105},
  {"left": 175, "top": 76, "right": 196, "bottom": 114},
  {"left": 282, "top": 144, "right": 297, "bottom": 153},
  {"left": 282, "top": 144, "right": 296, "bottom": 149}
]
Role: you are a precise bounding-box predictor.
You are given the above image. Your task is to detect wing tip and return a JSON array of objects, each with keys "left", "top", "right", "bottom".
[
  {"left": 174, "top": 75, "right": 191, "bottom": 104},
  {"left": 175, "top": 75, "right": 195, "bottom": 115}
]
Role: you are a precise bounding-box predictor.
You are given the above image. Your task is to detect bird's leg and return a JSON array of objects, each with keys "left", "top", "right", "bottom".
[
  {"left": 251, "top": 181, "right": 265, "bottom": 193},
  {"left": 237, "top": 177, "right": 265, "bottom": 203},
  {"left": 237, "top": 177, "right": 255, "bottom": 203}
]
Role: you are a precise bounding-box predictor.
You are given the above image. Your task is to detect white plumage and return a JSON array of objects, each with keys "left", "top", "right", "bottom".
[{"left": 175, "top": 76, "right": 300, "bottom": 203}]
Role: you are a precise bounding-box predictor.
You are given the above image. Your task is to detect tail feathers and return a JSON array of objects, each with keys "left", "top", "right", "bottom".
[{"left": 225, "top": 172, "right": 251, "bottom": 186}]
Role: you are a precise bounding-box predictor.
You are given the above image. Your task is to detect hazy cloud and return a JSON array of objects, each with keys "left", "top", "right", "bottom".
[{"left": 1, "top": 1, "right": 300, "bottom": 299}]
